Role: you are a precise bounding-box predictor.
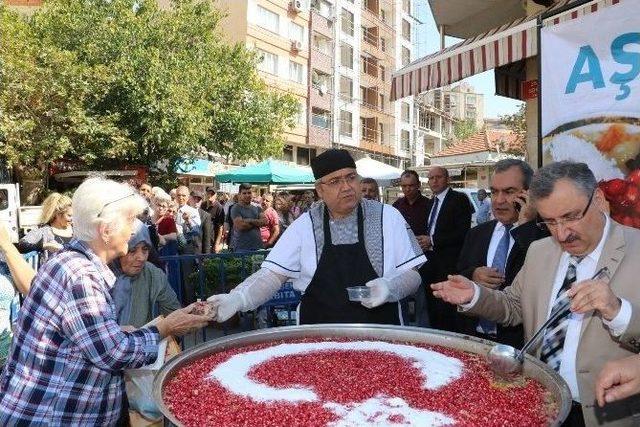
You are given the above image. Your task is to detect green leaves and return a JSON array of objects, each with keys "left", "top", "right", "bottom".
[{"left": 0, "top": 0, "right": 298, "bottom": 182}]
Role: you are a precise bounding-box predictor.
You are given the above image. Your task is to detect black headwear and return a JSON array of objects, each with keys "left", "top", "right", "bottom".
[{"left": 310, "top": 149, "right": 356, "bottom": 180}]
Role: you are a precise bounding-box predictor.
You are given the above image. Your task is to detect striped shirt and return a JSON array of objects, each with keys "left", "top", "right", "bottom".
[{"left": 0, "top": 240, "right": 160, "bottom": 425}]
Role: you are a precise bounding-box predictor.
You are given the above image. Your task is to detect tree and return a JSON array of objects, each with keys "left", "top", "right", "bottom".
[
  {"left": 452, "top": 119, "right": 477, "bottom": 142},
  {"left": 499, "top": 103, "right": 527, "bottom": 142},
  {"left": 0, "top": 0, "right": 299, "bottom": 187}
]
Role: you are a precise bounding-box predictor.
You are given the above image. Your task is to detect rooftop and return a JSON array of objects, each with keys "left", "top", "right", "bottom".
[{"left": 432, "top": 128, "right": 524, "bottom": 157}]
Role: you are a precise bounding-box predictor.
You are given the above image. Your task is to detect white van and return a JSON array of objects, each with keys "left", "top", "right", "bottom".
[{"left": 0, "top": 183, "right": 42, "bottom": 242}]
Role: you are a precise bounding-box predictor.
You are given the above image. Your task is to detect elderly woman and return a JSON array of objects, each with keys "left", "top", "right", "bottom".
[
  {"left": 0, "top": 178, "right": 210, "bottom": 425},
  {"left": 111, "top": 219, "right": 181, "bottom": 328},
  {"left": 17, "top": 192, "right": 73, "bottom": 262}
]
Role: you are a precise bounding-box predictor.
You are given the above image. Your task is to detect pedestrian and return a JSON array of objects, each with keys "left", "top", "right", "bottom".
[
  {"left": 229, "top": 183, "right": 266, "bottom": 252},
  {"left": 207, "top": 149, "right": 425, "bottom": 325},
  {"left": 360, "top": 177, "right": 380, "bottom": 201},
  {"left": 0, "top": 177, "right": 209, "bottom": 425},
  {"left": 260, "top": 193, "right": 280, "bottom": 248},
  {"left": 476, "top": 188, "right": 492, "bottom": 224},
  {"left": 203, "top": 187, "right": 225, "bottom": 253},
  {"left": 432, "top": 161, "right": 640, "bottom": 426}
]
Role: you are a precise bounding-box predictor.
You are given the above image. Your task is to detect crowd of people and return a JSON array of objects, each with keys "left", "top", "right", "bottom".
[{"left": 0, "top": 148, "right": 639, "bottom": 425}]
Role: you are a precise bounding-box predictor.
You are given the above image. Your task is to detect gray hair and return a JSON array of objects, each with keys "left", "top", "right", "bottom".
[
  {"left": 493, "top": 158, "right": 534, "bottom": 190},
  {"left": 529, "top": 161, "right": 596, "bottom": 202},
  {"left": 72, "top": 177, "right": 147, "bottom": 242}
]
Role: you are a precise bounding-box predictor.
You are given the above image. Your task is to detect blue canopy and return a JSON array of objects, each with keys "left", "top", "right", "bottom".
[{"left": 215, "top": 159, "right": 315, "bottom": 184}]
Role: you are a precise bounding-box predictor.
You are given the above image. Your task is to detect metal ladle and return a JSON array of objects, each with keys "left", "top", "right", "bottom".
[{"left": 487, "top": 266, "right": 610, "bottom": 377}]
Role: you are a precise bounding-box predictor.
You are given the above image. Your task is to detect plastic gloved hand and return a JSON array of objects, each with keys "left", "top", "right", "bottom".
[
  {"left": 207, "top": 293, "right": 243, "bottom": 322},
  {"left": 361, "top": 277, "right": 392, "bottom": 309}
]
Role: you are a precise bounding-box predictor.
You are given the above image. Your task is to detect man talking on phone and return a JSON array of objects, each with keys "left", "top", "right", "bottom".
[{"left": 456, "top": 159, "right": 549, "bottom": 347}]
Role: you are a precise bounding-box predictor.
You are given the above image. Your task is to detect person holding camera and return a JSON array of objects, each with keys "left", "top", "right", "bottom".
[{"left": 455, "top": 159, "right": 549, "bottom": 348}]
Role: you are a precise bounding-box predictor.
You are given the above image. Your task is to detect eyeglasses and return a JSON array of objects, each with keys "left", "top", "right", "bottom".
[
  {"left": 97, "top": 193, "right": 136, "bottom": 218},
  {"left": 319, "top": 172, "right": 360, "bottom": 188},
  {"left": 536, "top": 190, "right": 594, "bottom": 229}
]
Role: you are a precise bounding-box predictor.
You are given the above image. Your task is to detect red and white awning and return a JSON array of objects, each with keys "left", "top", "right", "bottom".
[{"left": 391, "top": 0, "right": 622, "bottom": 101}]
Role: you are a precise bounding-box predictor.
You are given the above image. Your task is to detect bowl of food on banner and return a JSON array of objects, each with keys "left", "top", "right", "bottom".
[
  {"left": 543, "top": 117, "right": 640, "bottom": 226},
  {"left": 153, "top": 324, "right": 571, "bottom": 426}
]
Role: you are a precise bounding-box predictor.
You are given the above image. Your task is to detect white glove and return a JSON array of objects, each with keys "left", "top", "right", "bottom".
[
  {"left": 361, "top": 277, "right": 391, "bottom": 309},
  {"left": 207, "top": 293, "right": 243, "bottom": 322}
]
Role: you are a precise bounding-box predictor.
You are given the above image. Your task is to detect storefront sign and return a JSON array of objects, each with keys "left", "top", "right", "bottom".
[{"left": 521, "top": 79, "right": 538, "bottom": 100}]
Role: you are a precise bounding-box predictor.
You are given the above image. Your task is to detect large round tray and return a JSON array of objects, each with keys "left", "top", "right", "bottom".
[{"left": 153, "top": 324, "right": 572, "bottom": 426}]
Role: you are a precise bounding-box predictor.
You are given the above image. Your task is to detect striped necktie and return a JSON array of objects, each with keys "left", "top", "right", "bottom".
[
  {"left": 539, "top": 256, "right": 583, "bottom": 371},
  {"left": 428, "top": 197, "right": 439, "bottom": 235}
]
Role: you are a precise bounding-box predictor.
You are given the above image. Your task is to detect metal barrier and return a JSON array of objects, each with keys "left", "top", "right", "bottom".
[{"left": 158, "top": 250, "right": 301, "bottom": 343}]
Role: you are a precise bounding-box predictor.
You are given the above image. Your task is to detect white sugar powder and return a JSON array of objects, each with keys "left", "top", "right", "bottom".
[
  {"left": 209, "top": 341, "right": 463, "bottom": 403},
  {"left": 325, "top": 396, "right": 454, "bottom": 426},
  {"left": 546, "top": 133, "right": 623, "bottom": 181}
]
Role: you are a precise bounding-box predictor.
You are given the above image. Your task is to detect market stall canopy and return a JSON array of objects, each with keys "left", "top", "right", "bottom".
[
  {"left": 355, "top": 157, "right": 403, "bottom": 186},
  {"left": 215, "top": 159, "right": 315, "bottom": 184},
  {"left": 391, "top": 0, "right": 611, "bottom": 101}
]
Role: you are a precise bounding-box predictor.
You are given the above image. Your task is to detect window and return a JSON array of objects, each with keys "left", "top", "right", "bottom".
[
  {"left": 297, "top": 104, "right": 306, "bottom": 125},
  {"left": 380, "top": 9, "right": 387, "bottom": 22},
  {"left": 380, "top": 37, "right": 386, "bottom": 52},
  {"left": 312, "top": 32, "right": 331, "bottom": 55},
  {"left": 311, "top": 0, "right": 332, "bottom": 18},
  {"left": 402, "top": 19, "right": 411, "bottom": 41},
  {"left": 401, "top": 102, "right": 410, "bottom": 122},
  {"left": 401, "top": 46, "right": 411, "bottom": 66},
  {"left": 339, "top": 75, "right": 353, "bottom": 101},
  {"left": 379, "top": 65, "right": 386, "bottom": 82},
  {"left": 311, "top": 108, "right": 331, "bottom": 129},
  {"left": 362, "top": 55, "right": 378, "bottom": 77},
  {"left": 340, "top": 110, "right": 352, "bottom": 137},
  {"left": 379, "top": 94, "right": 385, "bottom": 110},
  {"left": 466, "top": 94, "right": 476, "bottom": 105},
  {"left": 312, "top": 69, "right": 331, "bottom": 92},
  {"left": 296, "top": 147, "right": 316, "bottom": 166},
  {"left": 257, "top": 49, "right": 278, "bottom": 74},
  {"left": 289, "top": 61, "right": 303, "bottom": 83},
  {"left": 379, "top": 123, "right": 384, "bottom": 143},
  {"left": 341, "top": 9, "right": 354, "bottom": 36},
  {"left": 340, "top": 43, "right": 353, "bottom": 69},
  {"left": 401, "top": 130, "right": 410, "bottom": 150},
  {"left": 289, "top": 22, "right": 304, "bottom": 43},
  {"left": 282, "top": 145, "right": 294, "bottom": 162},
  {"left": 402, "top": 0, "right": 411, "bottom": 14},
  {"left": 257, "top": 6, "right": 279, "bottom": 33}
]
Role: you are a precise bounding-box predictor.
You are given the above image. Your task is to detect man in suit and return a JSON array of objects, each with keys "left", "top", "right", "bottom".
[
  {"left": 422, "top": 166, "right": 473, "bottom": 332},
  {"left": 433, "top": 161, "right": 640, "bottom": 426},
  {"left": 457, "top": 159, "right": 549, "bottom": 347},
  {"left": 189, "top": 190, "right": 212, "bottom": 255}
]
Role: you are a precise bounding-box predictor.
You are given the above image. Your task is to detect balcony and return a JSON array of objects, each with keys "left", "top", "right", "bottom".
[
  {"left": 310, "top": 85, "right": 332, "bottom": 111},
  {"left": 360, "top": 140, "right": 395, "bottom": 156},
  {"left": 308, "top": 123, "right": 332, "bottom": 148},
  {"left": 310, "top": 48, "right": 333, "bottom": 74},
  {"left": 310, "top": 9, "right": 333, "bottom": 39}
]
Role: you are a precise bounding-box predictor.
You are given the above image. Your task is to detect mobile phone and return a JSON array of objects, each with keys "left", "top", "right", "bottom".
[{"left": 513, "top": 196, "right": 526, "bottom": 212}]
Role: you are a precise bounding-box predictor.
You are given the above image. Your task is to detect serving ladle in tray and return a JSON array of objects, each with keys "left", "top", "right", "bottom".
[{"left": 487, "top": 266, "right": 610, "bottom": 377}]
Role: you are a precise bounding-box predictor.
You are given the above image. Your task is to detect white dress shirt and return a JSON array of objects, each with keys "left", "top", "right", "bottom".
[
  {"left": 463, "top": 214, "right": 632, "bottom": 401},
  {"left": 486, "top": 221, "right": 517, "bottom": 267},
  {"left": 429, "top": 187, "right": 450, "bottom": 237}
]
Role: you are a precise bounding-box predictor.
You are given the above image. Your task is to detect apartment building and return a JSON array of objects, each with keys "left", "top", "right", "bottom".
[
  {"left": 307, "top": 0, "right": 418, "bottom": 169},
  {"left": 414, "top": 91, "right": 456, "bottom": 165},
  {"left": 218, "top": 0, "right": 315, "bottom": 166},
  {"left": 431, "top": 82, "right": 485, "bottom": 128}
]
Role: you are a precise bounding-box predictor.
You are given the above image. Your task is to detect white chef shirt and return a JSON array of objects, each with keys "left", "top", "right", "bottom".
[{"left": 262, "top": 202, "right": 427, "bottom": 293}]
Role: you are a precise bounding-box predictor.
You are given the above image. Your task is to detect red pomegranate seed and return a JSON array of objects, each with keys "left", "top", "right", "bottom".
[{"left": 163, "top": 339, "right": 555, "bottom": 426}]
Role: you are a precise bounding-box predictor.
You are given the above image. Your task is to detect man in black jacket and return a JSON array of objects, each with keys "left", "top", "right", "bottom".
[
  {"left": 456, "top": 159, "right": 549, "bottom": 347},
  {"left": 421, "top": 166, "right": 473, "bottom": 332}
]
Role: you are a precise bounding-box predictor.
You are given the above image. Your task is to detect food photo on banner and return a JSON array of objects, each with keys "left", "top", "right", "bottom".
[{"left": 540, "top": 0, "right": 640, "bottom": 227}]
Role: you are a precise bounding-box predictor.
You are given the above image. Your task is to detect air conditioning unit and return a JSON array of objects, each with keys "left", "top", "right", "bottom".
[
  {"left": 289, "top": 0, "right": 303, "bottom": 13},
  {"left": 291, "top": 40, "right": 303, "bottom": 51}
]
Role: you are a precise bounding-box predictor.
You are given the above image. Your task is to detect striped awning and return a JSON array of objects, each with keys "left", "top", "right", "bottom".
[{"left": 391, "top": 0, "right": 621, "bottom": 101}]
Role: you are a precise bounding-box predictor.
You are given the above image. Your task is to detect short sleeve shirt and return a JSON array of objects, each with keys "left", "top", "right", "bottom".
[
  {"left": 260, "top": 207, "right": 280, "bottom": 243},
  {"left": 230, "top": 203, "right": 264, "bottom": 251}
]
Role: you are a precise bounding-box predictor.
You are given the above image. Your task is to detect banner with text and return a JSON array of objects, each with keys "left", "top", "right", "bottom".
[{"left": 541, "top": 0, "right": 640, "bottom": 227}]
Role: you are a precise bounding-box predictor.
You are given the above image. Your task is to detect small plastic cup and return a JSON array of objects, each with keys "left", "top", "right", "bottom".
[{"left": 346, "top": 286, "right": 370, "bottom": 302}]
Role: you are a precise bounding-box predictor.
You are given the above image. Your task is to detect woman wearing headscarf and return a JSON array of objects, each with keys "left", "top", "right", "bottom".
[
  {"left": 0, "top": 177, "right": 210, "bottom": 425},
  {"left": 111, "top": 219, "right": 181, "bottom": 328}
]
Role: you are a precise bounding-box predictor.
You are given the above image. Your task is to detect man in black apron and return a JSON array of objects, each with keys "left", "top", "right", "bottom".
[{"left": 208, "top": 149, "right": 426, "bottom": 325}]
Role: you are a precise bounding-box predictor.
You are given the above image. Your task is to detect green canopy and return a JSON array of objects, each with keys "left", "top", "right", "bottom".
[{"left": 215, "top": 159, "right": 315, "bottom": 184}]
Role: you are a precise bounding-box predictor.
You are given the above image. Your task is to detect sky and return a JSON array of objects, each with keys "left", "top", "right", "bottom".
[{"left": 413, "top": 1, "right": 523, "bottom": 119}]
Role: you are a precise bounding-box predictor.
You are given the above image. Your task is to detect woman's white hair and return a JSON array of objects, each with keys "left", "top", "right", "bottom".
[{"left": 72, "top": 177, "right": 147, "bottom": 242}]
